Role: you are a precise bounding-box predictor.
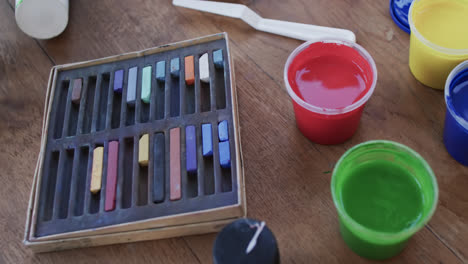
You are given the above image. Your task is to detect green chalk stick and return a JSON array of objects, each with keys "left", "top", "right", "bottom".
[{"left": 142, "top": 66, "right": 151, "bottom": 103}]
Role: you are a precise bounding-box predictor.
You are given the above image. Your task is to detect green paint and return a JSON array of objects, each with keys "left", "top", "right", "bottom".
[
  {"left": 141, "top": 66, "right": 151, "bottom": 103},
  {"left": 341, "top": 160, "right": 423, "bottom": 233},
  {"left": 331, "top": 140, "right": 438, "bottom": 260}
]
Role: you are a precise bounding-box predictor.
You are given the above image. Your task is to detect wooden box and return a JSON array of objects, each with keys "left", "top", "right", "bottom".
[{"left": 24, "top": 33, "right": 246, "bottom": 252}]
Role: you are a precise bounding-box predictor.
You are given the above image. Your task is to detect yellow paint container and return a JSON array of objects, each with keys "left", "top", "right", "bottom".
[{"left": 409, "top": 0, "right": 468, "bottom": 89}]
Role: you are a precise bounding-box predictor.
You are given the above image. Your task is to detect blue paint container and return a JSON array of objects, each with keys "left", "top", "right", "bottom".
[
  {"left": 389, "top": 0, "right": 412, "bottom": 34},
  {"left": 443, "top": 60, "right": 468, "bottom": 166}
]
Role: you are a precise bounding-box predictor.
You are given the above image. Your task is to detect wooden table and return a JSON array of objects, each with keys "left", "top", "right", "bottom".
[{"left": 1, "top": 0, "right": 467, "bottom": 263}]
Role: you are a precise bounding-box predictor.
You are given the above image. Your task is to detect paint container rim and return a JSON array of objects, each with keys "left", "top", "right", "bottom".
[
  {"left": 444, "top": 60, "right": 468, "bottom": 131},
  {"left": 408, "top": 0, "right": 468, "bottom": 56},
  {"left": 331, "top": 140, "right": 439, "bottom": 244},
  {"left": 389, "top": 0, "right": 411, "bottom": 34},
  {"left": 283, "top": 38, "right": 377, "bottom": 116}
]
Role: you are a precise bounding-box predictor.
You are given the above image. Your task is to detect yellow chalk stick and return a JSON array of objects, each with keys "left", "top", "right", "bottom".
[
  {"left": 139, "top": 134, "right": 149, "bottom": 166},
  {"left": 90, "top": 147, "right": 104, "bottom": 194}
]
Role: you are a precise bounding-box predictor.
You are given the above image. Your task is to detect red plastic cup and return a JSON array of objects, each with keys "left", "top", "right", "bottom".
[{"left": 284, "top": 39, "right": 377, "bottom": 145}]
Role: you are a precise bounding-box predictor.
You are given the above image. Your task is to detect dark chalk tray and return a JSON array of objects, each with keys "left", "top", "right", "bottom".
[{"left": 24, "top": 34, "right": 245, "bottom": 248}]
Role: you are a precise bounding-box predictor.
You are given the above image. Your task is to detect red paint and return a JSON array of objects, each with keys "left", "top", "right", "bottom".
[
  {"left": 105, "top": 141, "right": 119, "bottom": 211},
  {"left": 286, "top": 41, "right": 375, "bottom": 145}
]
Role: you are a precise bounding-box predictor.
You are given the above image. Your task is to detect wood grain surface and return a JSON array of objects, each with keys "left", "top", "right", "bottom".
[{"left": 1, "top": 0, "right": 467, "bottom": 263}]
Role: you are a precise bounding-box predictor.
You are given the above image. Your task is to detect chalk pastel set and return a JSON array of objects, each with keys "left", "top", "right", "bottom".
[{"left": 24, "top": 33, "right": 246, "bottom": 252}]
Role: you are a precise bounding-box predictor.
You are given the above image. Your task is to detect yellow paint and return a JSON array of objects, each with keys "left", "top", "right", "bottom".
[
  {"left": 409, "top": 0, "right": 468, "bottom": 89},
  {"left": 90, "top": 147, "right": 104, "bottom": 194},
  {"left": 139, "top": 134, "right": 149, "bottom": 166}
]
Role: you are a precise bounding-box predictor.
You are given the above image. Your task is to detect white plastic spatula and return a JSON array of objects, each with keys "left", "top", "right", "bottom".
[{"left": 173, "top": 0, "right": 356, "bottom": 42}]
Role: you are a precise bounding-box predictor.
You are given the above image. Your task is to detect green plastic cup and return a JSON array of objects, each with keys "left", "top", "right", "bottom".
[{"left": 331, "top": 140, "right": 438, "bottom": 260}]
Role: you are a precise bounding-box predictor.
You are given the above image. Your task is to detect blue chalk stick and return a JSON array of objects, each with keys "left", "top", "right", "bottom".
[
  {"left": 114, "top": 69, "right": 124, "bottom": 93},
  {"left": 219, "top": 141, "right": 231, "bottom": 169},
  {"left": 218, "top": 120, "right": 229, "bottom": 142},
  {"left": 213, "top": 49, "right": 224, "bottom": 69},
  {"left": 186, "top": 126, "right": 197, "bottom": 173},
  {"left": 170, "top": 58, "right": 180, "bottom": 77},
  {"left": 127, "top": 67, "right": 137, "bottom": 105},
  {"left": 202, "top": 124, "right": 213, "bottom": 157},
  {"left": 156, "top": 61, "right": 166, "bottom": 82}
]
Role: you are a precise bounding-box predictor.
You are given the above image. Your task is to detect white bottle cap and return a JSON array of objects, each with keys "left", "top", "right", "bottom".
[{"left": 15, "top": 0, "right": 69, "bottom": 39}]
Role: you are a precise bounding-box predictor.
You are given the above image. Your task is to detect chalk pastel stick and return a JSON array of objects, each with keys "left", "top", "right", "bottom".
[
  {"left": 186, "top": 126, "right": 197, "bottom": 173},
  {"left": 153, "top": 133, "right": 165, "bottom": 203},
  {"left": 156, "top": 61, "right": 166, "bottom": 82},
  {"left": 114, "top": 69, "right": 124, "bottom": 93},
  {"left": 170, "top": 127, "right": 181, "bottom": 200},
  {"left": 213, "top": 49, "right": 224, "bottom": 69},
  {"left": 219, "top": 141, "right": 231, "bottom": 169},
  {"left": 90, "top": 146, "right": 104, "bottom": 194},
  {"left": 202, "top": 123, "right": 213, "bottom": 156},
  {"left": 127, "top": 66, "right": 137, "bottom": 105},
  {"left": 170, "top": 58, "right": 180, "bottom": 77},
  {"left": 218, "top": 120, "right": 229, "bottom": 142},
  {"left": 185, "top": 56, "right": 195, "bottom": 85},
  {"left": 71, "top": 78, "right": 82, "bottom": 104},
  {"left": 141, "top": 66, "right": 151, "bottom": 103},
  {"left": 139, "top": 134, "right": 149, "bottom": 166},
  {"left": 199, "top": 53, "right": 210, "bottom": 83},
  {"left": 105, "top": 141, "right": 119, "bottom": 211}
]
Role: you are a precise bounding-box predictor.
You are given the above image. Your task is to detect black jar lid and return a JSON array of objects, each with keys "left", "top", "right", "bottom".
[{"left": 213, "top": 218, "right": 280, "bottom": 264}]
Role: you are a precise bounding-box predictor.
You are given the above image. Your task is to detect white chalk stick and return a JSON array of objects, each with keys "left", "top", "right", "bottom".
[{"left": 199, "top": 53, "right": 210, "bottom": 83}]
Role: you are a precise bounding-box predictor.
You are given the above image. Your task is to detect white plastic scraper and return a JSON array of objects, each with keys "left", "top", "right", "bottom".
[{"left": 172, "top": 0, "right": 356, "bottom": 42}]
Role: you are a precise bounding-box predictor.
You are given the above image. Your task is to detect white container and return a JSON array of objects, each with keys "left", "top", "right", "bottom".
[{"left": 15, "top": 0, "right": 69, "bottom": 39}]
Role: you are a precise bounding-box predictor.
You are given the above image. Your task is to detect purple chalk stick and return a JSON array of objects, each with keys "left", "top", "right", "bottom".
[
  {"left": 219, "top": 141, "right": 231, "bottom": 169},
  {"left": 186, "top": 126, "right": 197, "bottom": 174},
  {"left": 114, "top": 69, "right": 124, "bottom": 93},
  {"left": 218, "top": 120, "right": 229, "bottom": 142}
]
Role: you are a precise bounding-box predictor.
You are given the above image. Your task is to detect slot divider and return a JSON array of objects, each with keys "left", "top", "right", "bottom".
[
  {"left": 60, "top": 81, "right": 73, "bottom": 137},
  {"left": 76, "top": 77, "right": 88, "bottom": 135},
  {"left": 48, "top": 110, "right": 231, "bottom": 151},
  {"left": 91, "top": 75, "right": 103, "bottom": 133},
  {"left": 164, "top": 60, "right": 171, "bottom": 119},
  {"left": 164, "top": 129, "right": 171, "bottom": 203},
  {"left": 116, "top": 137, "right": 125, "bottom": 210},
  {"left": 180, "top": 56, "right": 186, "bottom": 116},
  {"left": 106, "top": 71, "right": 115, "bottom": 130},
  {"left": 180, "top": 126, "right": 187, "bottom": 200},
  {"left": 208, "top": 50, "right": 217, "bottom": 111},
  {"left": 149, "top": 65, "right": 157, "bottom": 121},
  {"left": 211, "top": 120, "right": 222, "bottom": 194},
  {"left": 197, "top": 123, "right": 205, "bottom": 196},
  {"left": 52, "top": 149, "right": 66, "bottom": 220},
  {"left": 228, "top": 119, "right": 235, "bottom": 192},
  {"left": 119, "top": 68, "right": 128, "bottom": 128},
  {"left": 132, "top": 136, "right": 139, "bottom": 207},
  {"left": 135, "top": 67, "right": 142, "bottom": 124},
  {"left": 223, "top": 48, "right": 231, "bottom": 109},
  {"left": 67, "top": 147, "right": 81, "bottom": 218},
  {"left": 99, "top": 141, "right": 109, "bottom": 213},
  {"left": 147, "top": 133, "right": 154, "bottom": 205},
  {"left": 83, "top": 145, "right": 94, "bottom": 216},
  {"left": 194, "top": 55, "right": 201, "bottom": 114}
]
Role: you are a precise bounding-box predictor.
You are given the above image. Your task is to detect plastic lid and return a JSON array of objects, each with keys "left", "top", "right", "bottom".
[
  {"left": 445, "top": 61, "right": 468, "bottom": 130},
  {"left": 213, "top": 218, "right": 279, "bottom": 264},
  {"left": 389, "top": 0, "right": 413, "bottom": 34},
  {"left": 450, "top": 69, "right": 468, "bottom": 90}
]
